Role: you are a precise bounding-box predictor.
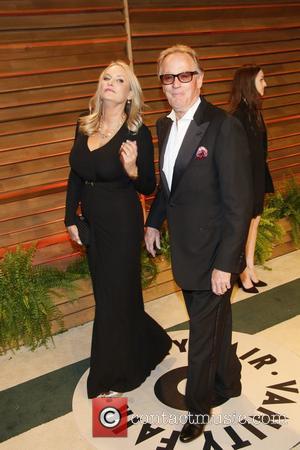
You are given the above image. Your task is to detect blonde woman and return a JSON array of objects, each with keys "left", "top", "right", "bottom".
[{"left": 65, "top": 61, "right": 171, "bottom": 398}]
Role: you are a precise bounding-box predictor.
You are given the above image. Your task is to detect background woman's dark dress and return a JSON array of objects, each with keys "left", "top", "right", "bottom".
[
  {"left": 234, "top": 101, "right": 274, "bottom": 217},
  {"left": 65, "top": 121, "right": 171, "bottom": 398}
]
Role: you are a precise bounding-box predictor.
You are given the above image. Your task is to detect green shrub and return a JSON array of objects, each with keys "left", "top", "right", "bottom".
[
  {"left": 255, "top": 176, "right": 300, "bottom": 264},
  {"left": 255, "top": 207, "right": 284, "bottom": 265},
  {"left": 65, "top": 256, "right": 90, "bottom": 278},
  {"left": 160, "top": 228, "right": 171, "bottom": 262},
  {"left": 0, "top": 247, "right": 63, "bottom": 354},
  {"left": 141, "top": 248, "right": 158, "bottom": 288},
  {"left": 268, "top": 177, "right": 300, "bottom": 246}
]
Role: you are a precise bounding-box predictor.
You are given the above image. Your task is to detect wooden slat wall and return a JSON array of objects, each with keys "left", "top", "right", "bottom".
[
  {"left": 128, "top": 0, "right": 300, "bottom": 211},
  {"left": 0, "top": 0, "right": 299, "bottom": 266},
  {"left": 0, "top": 0, "right": 128, "bottom": 263}
]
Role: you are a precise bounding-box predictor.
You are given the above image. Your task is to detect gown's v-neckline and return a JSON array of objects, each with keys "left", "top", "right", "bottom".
[{"left": 87, "top": 123, "right": 126, "bottom": 153}]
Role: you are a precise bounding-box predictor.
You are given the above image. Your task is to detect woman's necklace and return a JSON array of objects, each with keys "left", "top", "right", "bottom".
[{"left": 98, "top": 113, "right": 126, "bottom": 139}]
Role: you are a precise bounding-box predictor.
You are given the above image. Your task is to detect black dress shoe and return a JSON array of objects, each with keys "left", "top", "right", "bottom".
[
  {"left": 180, "top": 422, "right": 205, "bottom": 443},
  {"left": 237, "top": 278, "right": 259, "bottom": 293},
  {"left": 252, "top": 279, "right": 267, "bottom": 287}
]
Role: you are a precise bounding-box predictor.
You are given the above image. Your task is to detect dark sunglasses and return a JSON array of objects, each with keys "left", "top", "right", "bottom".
[{"left": 159, "top": 71, "right": 199, "bottom": 85}]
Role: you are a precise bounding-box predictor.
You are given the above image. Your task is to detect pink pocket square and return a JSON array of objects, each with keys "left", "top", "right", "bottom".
[{"left": 195, "top": 146, "right": 208, "bottom": 159}]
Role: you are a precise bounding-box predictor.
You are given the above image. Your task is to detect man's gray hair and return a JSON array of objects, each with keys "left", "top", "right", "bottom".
[{"left": 157, "top": 44, "right": 202, "bottom": 76}]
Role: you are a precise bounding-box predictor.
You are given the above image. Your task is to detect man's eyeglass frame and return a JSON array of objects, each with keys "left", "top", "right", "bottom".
[{"left": 159, "top": 71, "right": 200, "bottom": 85}]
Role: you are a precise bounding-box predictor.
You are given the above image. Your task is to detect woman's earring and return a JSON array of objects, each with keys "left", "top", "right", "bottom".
[{"left": 125, "top": 99, "right": 132, "bottom": 114}]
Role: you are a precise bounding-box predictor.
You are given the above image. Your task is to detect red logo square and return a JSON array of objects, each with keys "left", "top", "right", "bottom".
[{"left": 92, "top": 397, "right": 128, "bottom": 437}]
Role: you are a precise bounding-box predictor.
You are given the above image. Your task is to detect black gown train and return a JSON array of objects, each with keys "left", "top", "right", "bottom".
[{"left": 65, "top": 120, "right": 172, "bottom": 398}]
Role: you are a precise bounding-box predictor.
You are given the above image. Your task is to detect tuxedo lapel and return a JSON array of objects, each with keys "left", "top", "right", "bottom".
[{"left": 171, "top": 99, "right": 210, "bottom": 196}]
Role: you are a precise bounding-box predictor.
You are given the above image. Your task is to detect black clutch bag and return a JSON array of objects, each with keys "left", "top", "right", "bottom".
[{"left": 74, "top": 215, "right": 90, "bottom": 246}]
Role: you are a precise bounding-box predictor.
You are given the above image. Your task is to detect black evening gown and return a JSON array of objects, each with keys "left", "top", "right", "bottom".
[
  {"left": 234, "top": 101, "right": 274, "bottom": 217},
  {"left": 65, "top": 120, "right": 172, "bottom": 398}
]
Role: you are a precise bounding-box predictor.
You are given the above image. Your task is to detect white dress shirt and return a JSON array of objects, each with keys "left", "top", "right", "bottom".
[{"left": 163, "top": 97, "right": 201, "bottom": 190}]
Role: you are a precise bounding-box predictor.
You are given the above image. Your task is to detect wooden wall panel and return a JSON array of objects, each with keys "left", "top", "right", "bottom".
[
  {"left": 0, "top": 0, "right": 299, "bottom": 267},
  {"left": 0, "top": 0, "right": 128, "bottom": 261},
  {"left": 128, "top": 0, "right": 300, "bottom": 191}
]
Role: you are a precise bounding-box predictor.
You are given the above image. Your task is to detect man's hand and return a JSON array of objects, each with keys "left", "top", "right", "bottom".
[
  {"left": 211, "top": 269, "right": 231, "bottom": 296},
  {"left": 145, "top": 227, "right": 161, "bottom": 257}
]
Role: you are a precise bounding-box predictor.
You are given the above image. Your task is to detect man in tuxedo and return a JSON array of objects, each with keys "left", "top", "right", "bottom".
[{"left": 145, "top": 45, "right": 253, "bottom": 443}]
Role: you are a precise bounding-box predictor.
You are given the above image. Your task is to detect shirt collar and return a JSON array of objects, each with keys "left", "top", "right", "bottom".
[{"left": 167, "top": 97, "right": 201, "bottom": 122}]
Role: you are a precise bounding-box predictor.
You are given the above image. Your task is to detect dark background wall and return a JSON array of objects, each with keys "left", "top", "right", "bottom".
[{"left": 0, "top": 0, "right": 299, "bottom": 266}]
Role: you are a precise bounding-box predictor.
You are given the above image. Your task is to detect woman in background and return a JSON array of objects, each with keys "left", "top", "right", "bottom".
[
  {"left": 65, "top": 60, "right": 171, "bottom": 398},
  {"left": 229, "top": 65, "right": 274, "bottom": 293}
]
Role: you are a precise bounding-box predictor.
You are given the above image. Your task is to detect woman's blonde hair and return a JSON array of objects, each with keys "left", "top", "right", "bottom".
[{"left": 79, "top": 60, "right": 144, "bottom": 135}]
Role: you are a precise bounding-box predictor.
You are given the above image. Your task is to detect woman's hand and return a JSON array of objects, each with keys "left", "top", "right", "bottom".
[
  {"left": 67, "top": 225, "right": 82, "bottom": 246},
  {"left": 119, "top": 140, "right": 138, "bottom": 179}
]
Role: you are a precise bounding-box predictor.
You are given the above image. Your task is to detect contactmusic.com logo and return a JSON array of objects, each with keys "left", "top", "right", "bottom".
[{"left": 92, "top": 398, "right": 128, "bottom": 437}]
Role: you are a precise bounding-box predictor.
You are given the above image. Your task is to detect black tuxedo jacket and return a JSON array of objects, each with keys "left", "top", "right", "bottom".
[{"left": 146, "top": 97, "right": 253, "bottom": 290}]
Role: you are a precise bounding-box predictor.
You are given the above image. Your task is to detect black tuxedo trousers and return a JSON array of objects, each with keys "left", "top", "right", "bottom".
[{"left": 183, "top": 277, "right": 241, "bottom": 418}]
